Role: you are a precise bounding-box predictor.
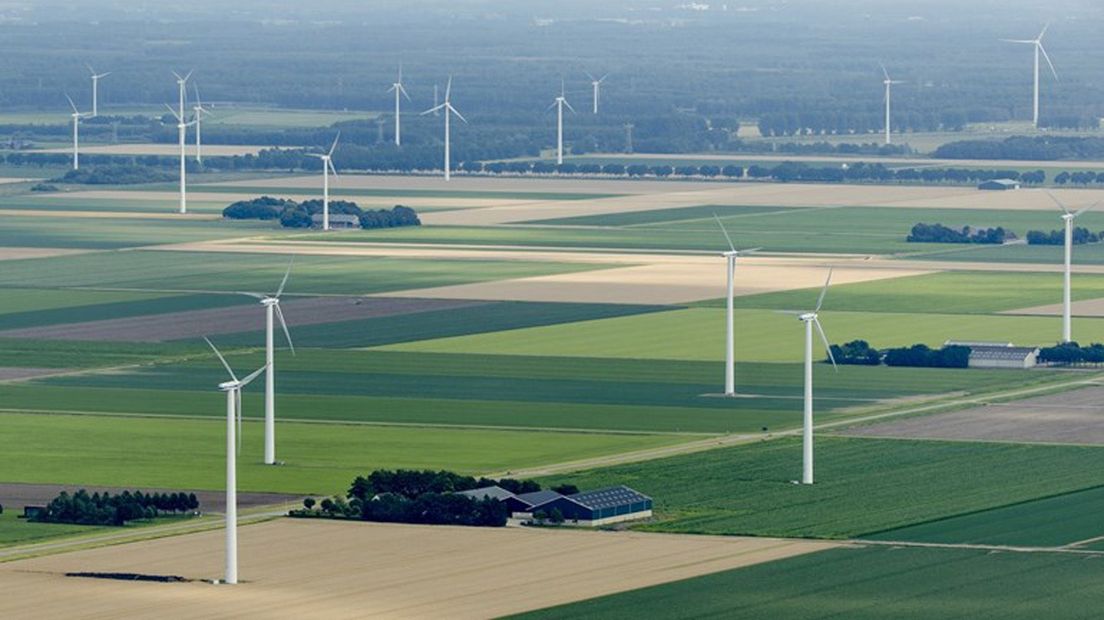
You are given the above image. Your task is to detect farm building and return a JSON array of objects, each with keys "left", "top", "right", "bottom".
[
  {"left": 454, "top": 485, "right": 654, "bottom": 526},
  {"left": 977, "top": 179, "right": 1021, "bottom": 191},
  {"left": 947, "top": 340, "right": 1039, "bottom": 369},
  {"left": 311, "top": 214, "right": 360, "bottom": 229},
  {"left": 456, "top": 486, "right": 519, "bottom": 502}
]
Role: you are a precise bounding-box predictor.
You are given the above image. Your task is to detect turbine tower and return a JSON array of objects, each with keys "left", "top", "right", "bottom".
[
  {"left": 65, "top": 94, "right": 91, "bottom": 171},
  {"left": 86, "top": 65, "right": 110, "bottom": 117},
  {"left": 422, "top": 76, "right": 467, "bottom": 181},
  {"left": 881, "top": 65, "right": 904, "bottom": 145},
  {"left": 548, "top": 80, "right": 575, "bottom": 165},
  {"left": 165, "top": 104, "right": 197, "bottom": 214},
  {"left": 205, "top": 338, "right": 266, "bottom": 586},
  {"left": 192, "top": 85, "right": 212, "bottom": 163},
  {"left": 307, "top": 134, "right": 340, "bottom": 230},
  {"left": 781, "top": 270, "right": 836, "bottom": 485},
  {"left": 715, "top": 215, "right": 761, "bottom": 396},
  {"left": 239, "top": 260, "right": 295, "bottom": 466},
  {"left": 1002, "top": 25, "right": 1058, "bottom": 128},
  {"left": 1047, "top": 192, "right": 1099, "bottom": 343},
  {"left": 172, "top": 70, "right": 193, "bottom": 123},
  {"left": 586, "top": 72, "right": 608, "bottom": 114},
  {"left": 387, "top": 64, "right": 411, "bottom": 146}
]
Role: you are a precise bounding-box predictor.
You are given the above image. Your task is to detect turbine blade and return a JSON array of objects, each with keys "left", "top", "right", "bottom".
[
  {"left": 814, "top": 318, "right": 838, "bottom": 371},
  {"left": 713, "top": 213, "right": 736, "bottom": 252},
  {"left": 193, "top": 84, "right": 202, "bottom": 108},
  {"left": 275, "top": 258, "right": 294, "bottom": 298},
  {"left": 328, "top": 132, "right": 340, "bottom": 157},
  {"left": 183, "top": 69, "right": 193, "bottom": 83},
  {"left": 445, "top": 75, "right": 453, "bottom": 102},
  {"left": 204, "top": 337, "right": 238, "bottom": 382},
  {"left": 449, "top": 103, "right": 468, "bottom": 124},
  {"left": 1046, "top": 190, "right": 1071, "bottom": 215},
  {"left": 563, "top": 98, "right": 576, "bottom": 114},
  {"left": 86, "top": 63, "right": 96, "bottom": 75},
  {"left": 599, "top": 74, "right": 609, "bottom": 83},
  {"left": 814, "top": 268, "right": 833, "bottom": 313},
  {"left": 400, "top": 84, "right": 411, "bottom": 101},
  {"left": 546, "top": 100, "right": 558, "bottom": 112},
  {"left": 1039, "top": 43, "right": 1059, "bottom": 80},
  {"left": 585, "top": 71, "right": 596, "bottom": 82},
  {"left": 274, "top": 304, "right": 295, "bottom": 356},
  {"left": 239, "top": 363, "right": 268, "bottom": 388},
  {"left": 1001, "top": 39, "right": 1035, "bottom": 44},
  {"left": 422, "top": 103, "right": 447, "bottom": 115},
  {"left": 65, "top": 94, "right": 78, "bottom": 113},
  {"left": 236, "top": 291, "right": 266, "bottom": 300},
  {"left": 880, "top": 63, "right": 889, "bottom": 80},
  {"left": 775, "top": 310, "right": 804, "bottom": 316},
  {"left": 164, "top": 103, "right": 182, "bottom": 122},
  {"left": 236, "top": 388, "right": 242, "bottom": 455},
  {"left": 1074, "top": 201, "right": 1101, "bottom": 218},
  {"left": 1038, "top": 23, "right": 1050, "bottom": 41},
  {"left": 328, "top": 158, "right": 339, "bottom": 178}
]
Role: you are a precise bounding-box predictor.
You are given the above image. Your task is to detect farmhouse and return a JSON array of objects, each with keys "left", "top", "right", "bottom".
[
  {"left": 947, "top": 340, "right": 1039, "bottom": 369},
  {"left": 977, "top": 179, "right": 1021, "bottom": 191},
  {"left": 311, "top": 214, "right": 360, "bottom": 229}
]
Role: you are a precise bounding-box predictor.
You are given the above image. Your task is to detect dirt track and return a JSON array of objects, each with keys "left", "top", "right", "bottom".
[
  {"left": 0, "top": 297, "right": 487, "bottom": 342},
  {"left": 0, "top": 367, "right": 71, "bottom": 381},
  {"left": 842, "top": 385, "right": 1104, "bottom": 445},
  {"left": 0, "top": 482, "right": 298, "bottom": 514},
  {"left": 0, "top": 519, "right": 838, "bottom": 619}
]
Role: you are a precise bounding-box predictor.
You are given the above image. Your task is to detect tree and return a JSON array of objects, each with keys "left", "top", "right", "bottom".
[
  {"left": 551, "top": 484, "right": 579, "bottom": 495},
  {"left": 303, "top": 497, "right": 316, "bottom": 510}
]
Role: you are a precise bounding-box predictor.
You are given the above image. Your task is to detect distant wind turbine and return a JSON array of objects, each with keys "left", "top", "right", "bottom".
[
  {"left": 172, "top": 70, "right": 193, "bottom": 123},
  {"left": 387, "top": 64, "right": 411, "bottom": 146},
  {"left": 1047, "top": 192, "right": 1100, "bottom": 343},
  {"left": 586, "top": 72, "right": 608, "bottom": 114},
  {"left": 205, "top": 337, "right": 267, "bottom": 586},
  {"left": 86, "top": 65, "right": 110, "bottom": 117},
  {"left": 64, "top": 94, "right": 91, "bottom": 170},
  {"left": 192, "top": 85, "right": 212, "bottom": 163},
  {"left": 164, "top": 103, "right": 197, "bottom": 214},
  {"left": 1002, "top": 25, "right": 1058, "bottom": 128},
  {"left": 779, "top": 270, "right": 836, "bottom": 485},
  {"left": 548, "top": 80, "right": 575, "bottom": 165},
  {"left": 307, "top": 134, "right": 340, "bottom": 230},
  {"left": 881, "top": 65, "right": 905, "bottom": 145},
  {"left": 422, "top": 76, "right": 467, "bottom": 181},
  {"left": 238, "top": 260, "right": 295, "bottom": 466},
  {"left": 715, "top": 215, "right": 760, "bottom": 397}
]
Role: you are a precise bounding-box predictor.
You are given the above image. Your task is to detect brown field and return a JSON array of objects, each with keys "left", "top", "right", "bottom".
[
  {"left": 0, "top": 482, "right": 297, "bottom": 514},
  {"left": 0, "top": 519, "right": 838, "bottom": 619},
  {"left": 1005, "top": 298, "right": 1104, "bottom": 317},
  {"left": 0, "top": 248, "right": 88, "bottom": 261},
  {"left": 0, "top": 297, "right": 487, "bottom": 342},
  {"left": 37, "top": 144, "right": 267, "bottom": 157},
  {"left": 841, "top": 385, "right": 1104, "bottom": 445},
  {"left": 0, "top": 367, "right": 71, "bottom": 381}
]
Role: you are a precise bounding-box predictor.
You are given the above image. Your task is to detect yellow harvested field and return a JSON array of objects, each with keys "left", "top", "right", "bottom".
[
  {"left": 0, "top": 177, "right": 37, "bottom": 185},
  {"left": 0, "top": 247, "right": 88, "bottom": 261},
  {"left": 0, "top": 519, "right": 838, "bottom": 619},
  {"left": 36, "top": 144, "right": 267, "bottom": 157},
  {"left": 39, "top": 189, "right": 529, "bottom": 211},
  {"left": 207, "top": 173, "right": 702, "bottom": 194}
]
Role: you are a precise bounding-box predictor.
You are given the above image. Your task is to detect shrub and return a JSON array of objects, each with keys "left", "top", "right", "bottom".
[
  {"left": 223, "top": 196, "right": 297, "bottom": 220},
  {"left": 828, "top": 340, "right": 882, "bottom": 365}
]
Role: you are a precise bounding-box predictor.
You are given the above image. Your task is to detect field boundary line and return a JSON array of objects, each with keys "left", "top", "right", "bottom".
[{"left": 855, "top": 539, "right": 1104, "bottom": 556}]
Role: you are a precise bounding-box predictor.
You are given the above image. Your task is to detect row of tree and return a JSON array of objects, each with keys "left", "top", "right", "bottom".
[
  {"left": 1025, "top": 227, "right": 1104, "bottom": 246},
  {"left": 223, "top": 196, "right": 420, "bottom": 230},
  {"left": 53, "top": 164, "right": 174, "bottom": 185},
  {"left": 829, "top": 340, "right": 971, "bottom": 368},
  {"left": 906, "top": 223, "right": 1015, "bottom": 244},
  {"left": 756, "top": 110, "right": 968, "bottom": 138},
  {"left": 31, "top": 489, "right": 200, "bottom": 526},
  {"left": 1038, "top": 342, "right": 1104, "bottom": 365},
  {"left": 934, "top": 136, "right": 1104, "bottom": 161}
]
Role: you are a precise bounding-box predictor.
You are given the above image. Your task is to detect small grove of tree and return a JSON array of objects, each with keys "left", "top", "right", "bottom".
[
  {"left": 223, "top": 196, "right": 420, "bottom": 230},
  {"left": 828, "top": 340, "right": 882, "bottom": 365},
  {"left": 52, "top": 164, "right": 175, "bottom": 185},
  {"left": 345, "top": 469, "right": 540, "bottom": 502},
  {"left": 883, "top": 344, "right": 971, "bottom": 368},
  {"left": 223, "top": 196, "right": 298, "bottom": 220},
  {"left": 906, "top": 223, "right": 1013, "bottom": 244},
  {"left": 1026, "top": 227, "right": 1103, "bottom": 246},
  {"left": 1038, "top": 342, "right": 1104, "bottom": 366},
  {"left": 31, "top": 489, "right": 199, "bottom": 526}
]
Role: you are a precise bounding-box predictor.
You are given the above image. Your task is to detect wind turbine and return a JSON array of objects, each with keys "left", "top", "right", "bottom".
[
  {"left": 387, "top": 64, "right": 411, "bottom": 146},
  {"left": 715, "top": 214, "right": 760, "bottom": 396},
  {"left": 586, "top": 72, "right": 608, "bottom": 114},
  {"left": 1047, "top": 192, "right": 1099, "bottom": 343},
  {"left": 192, "top": 85, "right": 212, "bottom": 163},
  {"left": 65, "top": 94, "right": 91, "bottom": 171},
  {"left": 205, "top": 338, "right": 267, "bottom": 586},
  {"left": 422, "top": 76, "right": 467, "bottom": 181},
  {"left": 881, "top": 65, "right": 904, "bottom": 145},
  {"left": 548, "top": 80, "right": 575, "bottom": 165},
  {"left": 238, "top": 260, "right": 295, "bottom": 466},
  {"left": 86, "top": 65, "right": 110, "bottom": 117},
  {"left": 165, "top": 104, "right": 197, "bottom": 214},
  {"left": 172, "top": 70, "right": 193, "bottom": 122},
  {"left": 1001, "top": 25, "right": 1058, "bottom": 128},
  {"left": 780, "top": 270, "right": 836, "bottom": 485},
  {"left": 307, "top": 134, "right": 340, "bottom": 230}
]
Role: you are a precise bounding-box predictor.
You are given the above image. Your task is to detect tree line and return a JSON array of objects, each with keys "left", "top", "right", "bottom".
[
  {"left": 907, "top": 223, "right": 1014, "bottom": 244},
  {"left": 829, "top": 340, "right": 971, "bottom": 368},
  {"left": 31, "top": 489, "right": 200, "bottom": 526},
  {"left": 1026, "top": 227, "right": 1104, "bottom": 246},
  {"left": 1039, "top": 342, "right": 1104, "bottom": 365},
  {"left": 935, "top": 136, "right": 1104, "bottom": 161}
]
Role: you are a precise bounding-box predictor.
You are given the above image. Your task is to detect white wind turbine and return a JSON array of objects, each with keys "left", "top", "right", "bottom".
[
  {"left": 881, "top": 65, "right": 905, "bottom": 145},
  {"left": 86, "top": 65, "right": 110, "bottom": 117},
  {"left": 422, "top": 77, "right": 467, "bottom": 181},
  {"left": 715, "top": 214, "right": 760, "bottom": 396},
  {"left": 64, "top": 94, "right": 91, "bottom": 171},
  {"left": 165, "top": 104, "right": 197, "bottom": 214},
  {"left": 307, "top": 134, "right": 340, "bottom": 230},
  {"left": 172, "top": 70, "right": 193, "bottom": 121},
  {"left": 780, "top": 270, "right": 836, "bottom": 485},
  {"left": 387, "top": 64, "right": 411, "bottom": 146},
  {"left": 586, "top": 72, "right": 608, "bottom": 114},
  {"left": 1047, "top": 192, "right": 1100, "bottom": 343},
  {"left": 205, "top": 338, "right": 267, "bottom": 586},
  {"left": 548, "top": 80, "right": 575, "bottom": 165},
  {"left": 1002, "top": 25, "right": 1058, "bottom": 128},
  {"left": 238, "top": 260, "right": 295, "bottom": 466},
  {"left": 192, "top": 85, "right": 212, "bottom": 163}
]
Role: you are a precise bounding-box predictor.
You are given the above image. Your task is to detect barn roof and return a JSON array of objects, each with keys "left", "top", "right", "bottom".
[
  {"left": 969, "top": 345, "right": 1039, "bottom": 361},
  {"left": 455, "top": 486, "right": 517, "bottom": 502},
  {"left": 514, "top": 490, "right": 563, "bottom": 508},
  {"left": 568, "top": 486, "right": 652, "bottom": 510}
]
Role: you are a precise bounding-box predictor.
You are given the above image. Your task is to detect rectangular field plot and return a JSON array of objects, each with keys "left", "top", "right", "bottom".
[
  {"left": 0, "top": 412, "right": 682, "bottom": 495},
  {"left": 535, "top": 204, "right": 804, "bottom": 227},
  {"left": 0, "top": 291, "right": 253, "bottom": 332},
  {"left": 0, "top": 216, "right": 283, "bottom": 249},
  {"left": 510, "top": 545, "right": 1104, "bottom": 620},
  {"left": 540, "top": 437, "right": 1104, "bottom": 539}
]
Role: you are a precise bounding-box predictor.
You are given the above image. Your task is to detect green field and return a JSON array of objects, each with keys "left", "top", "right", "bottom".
[
  {"left": 0, "top": 412, "right": 682, "bottom": 495},
  {"left": 541, "top": 437, "right": 1104, "bottom": 539},
  {"left": 0, "top": 511, "right": 103, "bottom": 547},
  {"left": 510, "top": 546, "right": 1104, "bottom": 620},
  {"left": 0, "top": 216, "right": 283, "bottom": 249},
  {"left": 384, "top": 307, "right": 1095, "bottom": 362}
]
